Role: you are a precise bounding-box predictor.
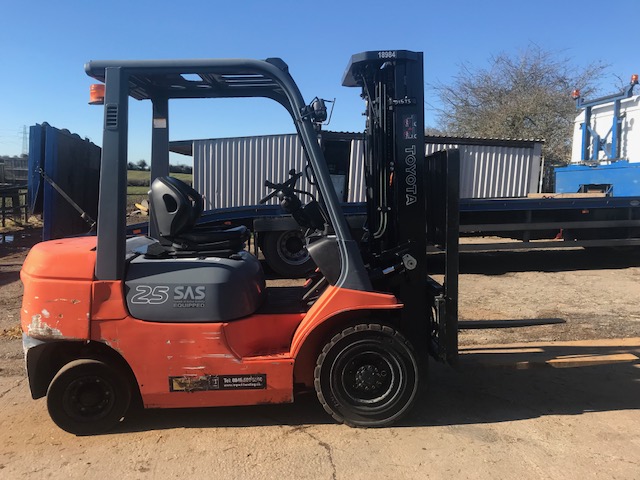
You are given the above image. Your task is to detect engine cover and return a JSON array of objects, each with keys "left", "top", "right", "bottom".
[{"left": 125, "top": 251, "right": 265, "bottom": 322}]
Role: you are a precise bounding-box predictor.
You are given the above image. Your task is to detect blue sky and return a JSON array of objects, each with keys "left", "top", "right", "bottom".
[{"left": 1, "top": 0, "right": 637, "bottom": 164}]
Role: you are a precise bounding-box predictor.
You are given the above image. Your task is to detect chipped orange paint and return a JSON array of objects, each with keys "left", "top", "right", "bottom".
[
  {"left": 20, "top": 238, "right": 96, "bottom": 341},
  {"left": 92, "top": 316, "right": 296, "bottom": 407}
]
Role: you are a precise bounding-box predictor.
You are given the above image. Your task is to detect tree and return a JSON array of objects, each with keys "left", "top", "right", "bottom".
[
  {"left": 434, "top": 46, "right": 608, "bottom": 165},
  {"left": 425, "top": 127, "right": 446, "bottom": 136},
  {"left": 169, "top": 164, "right": 193, "bottom": 174},
  {"left": 136, "top": 159, "right": 149, "bottom": 171}
]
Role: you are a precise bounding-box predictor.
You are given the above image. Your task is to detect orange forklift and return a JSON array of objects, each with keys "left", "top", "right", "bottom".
[{"left": 21, "top": 50, "right": 459, "bottom": 434}]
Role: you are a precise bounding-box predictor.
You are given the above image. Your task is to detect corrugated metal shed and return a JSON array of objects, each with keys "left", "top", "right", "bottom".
[
  {"left": 346, "top": 137, "right": 366, "bottom": 203},
  {"left": 423, "top": 136, "right": 543, "bottom": 198},
  {"left": 189, "top": 133, "right": 543, "bottom": 208},
  {"left": 193, "top": 134, "right": 312, "bottom": 209}
]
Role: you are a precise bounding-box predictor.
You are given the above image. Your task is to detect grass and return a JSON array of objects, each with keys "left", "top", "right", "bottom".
[
  {"left": 0, "top": 216, "right": 42, "bottom": 234},
  {"left": 128, "top": 186, "right": 151, "bottom": 195},
  {"left": 127, "top": 170, "right": 191, "bottom": 183},
  {"left": 126, "top": 171, "right": 192, "bottom": 195}
]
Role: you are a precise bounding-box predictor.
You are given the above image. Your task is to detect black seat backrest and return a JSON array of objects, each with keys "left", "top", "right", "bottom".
[{"left": 149, "top": 176, "right": 204, "bottom": 239}]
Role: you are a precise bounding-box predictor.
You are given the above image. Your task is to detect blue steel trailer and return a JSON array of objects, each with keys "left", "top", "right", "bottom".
[{"left": 124, "top": 189, "right": 640, "bottom": 277}]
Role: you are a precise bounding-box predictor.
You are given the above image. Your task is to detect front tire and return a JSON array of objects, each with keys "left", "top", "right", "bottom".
[
  {"left": 314, "top": 324, "right": 419, "bottom": 427},
  {"left": 47, "top": 359, "right": 132, "bottom": 435}
]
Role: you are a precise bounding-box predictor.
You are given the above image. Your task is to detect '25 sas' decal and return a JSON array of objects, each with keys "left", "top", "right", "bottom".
[{"left": 130, "top": 285, "right": 205, "bottom": 305}]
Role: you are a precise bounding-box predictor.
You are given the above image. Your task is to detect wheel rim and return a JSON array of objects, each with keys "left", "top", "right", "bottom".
[
  {"left": 331, "top": 340, "right": 407, "bottom": 414},
  {"left": 63, "top": 375, "right": 116, "bottom": 422},
  {"left": 276, "top": 230, "right": 309, "bottom": 265}
]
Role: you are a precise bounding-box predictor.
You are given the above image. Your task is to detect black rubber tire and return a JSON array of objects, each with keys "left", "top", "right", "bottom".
[
  {"left": 261, "top": 230, "right": 315, "bottom": 278},
  {"left": 314, "top": 324, "right": 419, "bottom": 427},
  {"left": 46, "top": 359, "right": 132, "bottom": 435}
]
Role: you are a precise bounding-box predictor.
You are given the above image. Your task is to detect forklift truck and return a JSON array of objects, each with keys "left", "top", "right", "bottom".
[{"left": 20, "top": 50, "right": 459, "bottom": 434}]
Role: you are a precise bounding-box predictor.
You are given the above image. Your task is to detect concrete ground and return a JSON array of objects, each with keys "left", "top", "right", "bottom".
[{"left": 1, "top": 338, "right": 639, "bottom": 479}]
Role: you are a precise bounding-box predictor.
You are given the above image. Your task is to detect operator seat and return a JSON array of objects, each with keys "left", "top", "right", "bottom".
[
  {"left": 125, "top": 176, "right": 266, "bottom": 323},
  {"left": 148, "top": 176, "right": 248, "bottom": 256}
]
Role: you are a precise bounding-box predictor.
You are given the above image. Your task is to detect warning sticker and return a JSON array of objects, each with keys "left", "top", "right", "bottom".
[{"left": 169, "top": 374, "right": 267, "bottom": 392}]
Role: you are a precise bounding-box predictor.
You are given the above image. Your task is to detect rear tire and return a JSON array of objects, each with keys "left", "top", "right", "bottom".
[
  {"left": 261, "top": 230, "right": 315, "bottom": 277},
  {"left": 47, "top": 359, "right": 131, "bottom": 435},
  {"left": 314, "top": 324, "right": 419, "bottom": 427}
]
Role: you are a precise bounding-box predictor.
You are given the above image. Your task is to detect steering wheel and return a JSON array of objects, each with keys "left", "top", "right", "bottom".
[{"left": 259, "top": 170, "right": 303, "bottom": 204}]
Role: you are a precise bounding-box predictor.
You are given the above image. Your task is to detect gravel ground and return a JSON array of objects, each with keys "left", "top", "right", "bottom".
[{"left": 1, "top": 230, "right": 639, "bottom": 479}]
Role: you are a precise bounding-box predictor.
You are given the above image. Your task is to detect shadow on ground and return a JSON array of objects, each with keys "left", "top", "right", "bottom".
[
  {"left": 429, "top": 247, "right": 640, "bottom": 275},
  {"left": 115, "top": 344, "right": 640, "bottom": 434}
]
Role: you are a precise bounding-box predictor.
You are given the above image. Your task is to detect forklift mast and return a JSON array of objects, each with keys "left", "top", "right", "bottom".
[
  {"left": 343, "top": 51, "right": 429, "bottom": 347},
  {"left": 344, "top": 51, "right": 459, "bottom": 362},
  {"left": 343, "top": 51, "right": 426, "bottom": 264}
]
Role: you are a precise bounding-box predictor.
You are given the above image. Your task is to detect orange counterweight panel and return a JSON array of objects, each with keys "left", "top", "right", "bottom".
[
  {"left": 20, "top": 238, "right": 97, "bottom": 341},
  {"left": 21, "top": 237, "right": 97, "bottom": 280},
  {"left": 21, "top": 275, "right": 92, "bottom": 340}
]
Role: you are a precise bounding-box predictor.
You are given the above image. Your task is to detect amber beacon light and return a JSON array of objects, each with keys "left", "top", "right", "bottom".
[{"left": 89, "top": 83, "right": 105, "bottom": 105}]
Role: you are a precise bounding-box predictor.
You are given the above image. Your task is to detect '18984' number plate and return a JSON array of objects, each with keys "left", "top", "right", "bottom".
[{"left": 377, "top": 51, "right": 397, "bottom": 59}]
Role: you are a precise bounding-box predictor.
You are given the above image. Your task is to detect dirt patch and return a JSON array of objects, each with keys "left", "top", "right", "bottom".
[
  {"left": 0, "top": 325, "right": 20, "bottom": 339},
  {"left": 453, "top": 248, "right": 640, "bottom": 345},
  {"left": 0, "top": 235, "right": 28, "bottom": 377},
  {"left": 0, "top": 227, "right": 36, "bottom": 336}
]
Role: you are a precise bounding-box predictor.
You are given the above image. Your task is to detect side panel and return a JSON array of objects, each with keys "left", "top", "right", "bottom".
[
  {"left": 89, "top": 284, "right": 399, "bottom": 407},
  {"left": 124, "top": 253, "right": 265, "bottom": 322},
  {"left": 41, "top": 125, "right": 101, "bottom": 240},
  {"left": 27, "top": 124, "right": 45, "bottom": 215},
  {"left": 90, "top": 315, "right": 303, "bottom": 408}
]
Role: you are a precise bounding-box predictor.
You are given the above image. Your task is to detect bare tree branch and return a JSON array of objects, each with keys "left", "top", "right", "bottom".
[{"left": 433, "top": 45, "right": 609, "bottom": 165}]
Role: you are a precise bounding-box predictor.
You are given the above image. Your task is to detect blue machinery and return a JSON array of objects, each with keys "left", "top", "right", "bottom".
[
  {"left": 556, "top": 75, "right": 640, "bottom": 196},
  {"left": 572, "top": 74, "right": 638, "bottom": 163}
]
